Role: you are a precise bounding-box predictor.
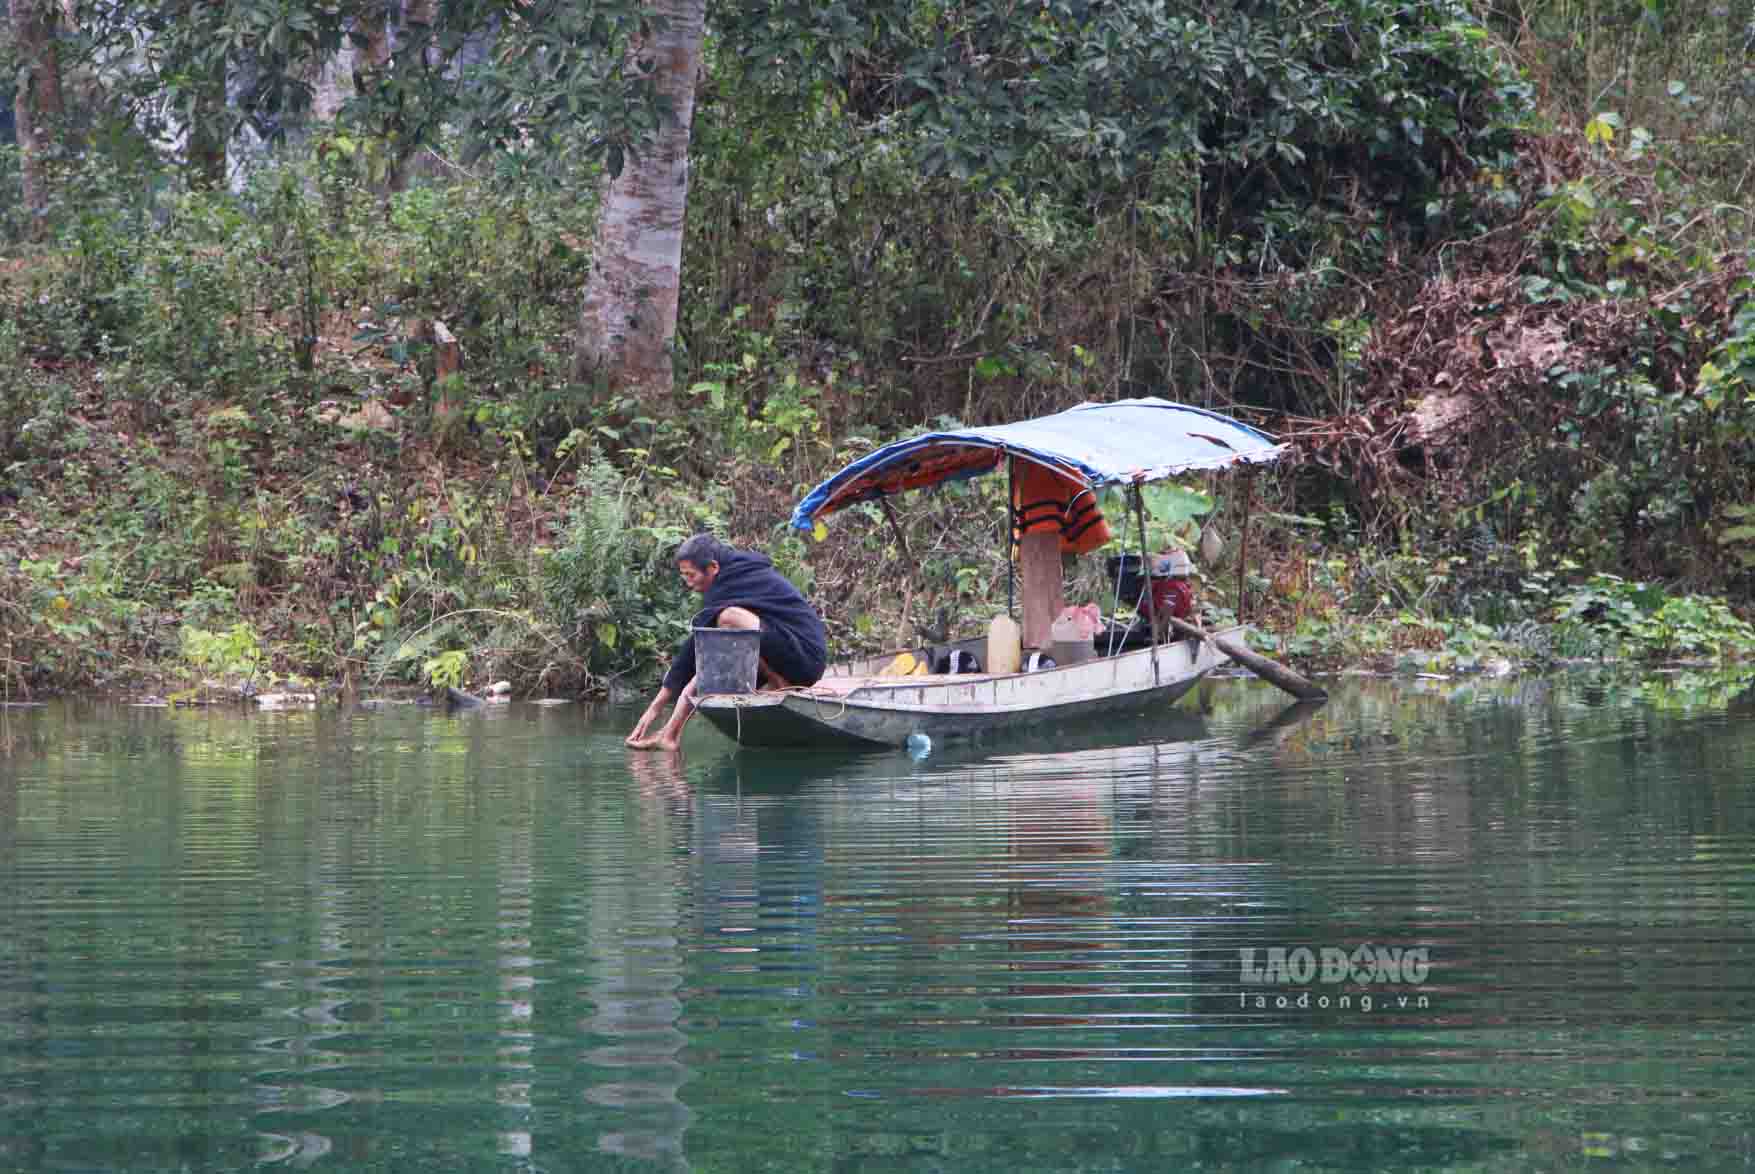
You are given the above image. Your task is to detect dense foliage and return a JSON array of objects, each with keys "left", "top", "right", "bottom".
[{"left": 2, "top": 0, "right": 1752, "bottom": 700}]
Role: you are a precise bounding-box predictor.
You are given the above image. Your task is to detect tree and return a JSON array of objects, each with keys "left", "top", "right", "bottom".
[
  {"left": 10, "top": 0, "right": 65, "bottom": 227},
  {"left": 564, "top": 0, "right": 1521, "bottom": 406},
  {"left": 76, "top": 0, "right": 345, "bottom": 189},
  {"left": 349, "top": 0, "right": 484, "bottom": 193},
  {"left": 36, "top": 0, "right": 1522, "bottom": 412},
  {"left": 570, "top": 0, "right": 707, "bottom": 399},
  {"left": 185, "top": 49, "right": 227, "bottom": 190}
]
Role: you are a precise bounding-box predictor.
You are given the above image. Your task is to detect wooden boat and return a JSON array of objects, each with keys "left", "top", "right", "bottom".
[
  {"left": 695, "top": 627, "right": 1234, "bottom": 749},
  {"left": 695, "top": 397, "right": 1299, "bottom": 749}
]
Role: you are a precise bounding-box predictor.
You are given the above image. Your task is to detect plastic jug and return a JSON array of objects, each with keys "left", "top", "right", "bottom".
[
  {"left": 986, "top": 614, "right": 1022, "bottom": 675},
  {"left": 1049, "top": 616, "right": 1094, "bottom": 665}
]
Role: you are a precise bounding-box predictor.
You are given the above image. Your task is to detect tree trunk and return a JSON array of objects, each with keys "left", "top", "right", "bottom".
[
  {"left": 571, "top": 0, "right": 708, "bottom": 401},
  {"left": 382, "top": 0, "right": 442, "bottom": 192},
  {"left": 10, "top": 0, "right": 65, "bottom": 228},
  {"left": 360, "top": 3, "right": 392, "bottom": 73},
  {"left": 349, "top": 2, "right": 399, "bottom": 190},
  {"left": 186, "top": 56, "right": 228, "bottom": 191},
  {"left": 309, "top": 40, "right": 357, "bottom": 124},
  {"left": 403, "top": 0, "right": 438, "bottom": 62}
]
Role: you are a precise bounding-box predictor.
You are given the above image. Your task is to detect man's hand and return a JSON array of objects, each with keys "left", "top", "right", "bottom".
[{"left": 624, "top": 687, "right": 673, "bottom": 747}]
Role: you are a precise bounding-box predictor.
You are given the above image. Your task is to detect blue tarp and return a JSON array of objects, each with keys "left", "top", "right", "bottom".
[{"left": 790, "top": 397, "right": 1286, "bottom": 530}]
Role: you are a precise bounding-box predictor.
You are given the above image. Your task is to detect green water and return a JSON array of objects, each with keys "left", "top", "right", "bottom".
[{"left": 2, "top": 671, "right": 1753, "bottom": 1172}]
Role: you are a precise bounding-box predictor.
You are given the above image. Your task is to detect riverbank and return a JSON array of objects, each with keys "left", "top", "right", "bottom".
[
  {"left": 5, "top": 123, "right": 1754, "bottom": 707},
  {"left": 4, "top": 365, "right": 1752, "bottom": 707},
  {"left": 8, "top": 428, "right": 1753, "bottom": 711}
]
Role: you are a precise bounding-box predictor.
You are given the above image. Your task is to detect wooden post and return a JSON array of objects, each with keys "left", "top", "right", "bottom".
[
  {"left": 418, "top": 319, "right": 463, "bottom": 422},
  {"left": 1007, "top": 456, "right": 1067, "bottom": 649},
  {"left": 1017, "top": 531, "right": 1063, "bottom": 650}
]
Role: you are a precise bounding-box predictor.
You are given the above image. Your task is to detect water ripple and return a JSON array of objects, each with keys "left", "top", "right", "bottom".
[{"left": 2, "top": 680, "right": 1752, "bottom": 1170}]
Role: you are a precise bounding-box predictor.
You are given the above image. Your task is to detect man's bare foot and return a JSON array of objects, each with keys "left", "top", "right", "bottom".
[{"left": 627, "top": 731, "right": 683, "bottom": 751}]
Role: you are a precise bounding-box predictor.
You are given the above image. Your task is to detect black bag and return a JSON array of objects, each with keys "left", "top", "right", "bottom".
[{"left": 932, "top": 649, "right": 983, "bottom": 674}]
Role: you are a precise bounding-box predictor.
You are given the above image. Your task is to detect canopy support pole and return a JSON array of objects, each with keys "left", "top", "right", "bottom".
[
  {"left": 1236, "top": 468, "right": 1255, "bottom": 621},
  {"left": 879, "top": 495, "right": 911, "bottom": 563},
  {"left": 879, "top": 496, "right": 917, "bottom": 647},
  {"left": 1005, "top": 453, "right": 1016, "bottom": 616},
  {"left": 1130, "top": 482, "right": 1161, "bottom": 686}
]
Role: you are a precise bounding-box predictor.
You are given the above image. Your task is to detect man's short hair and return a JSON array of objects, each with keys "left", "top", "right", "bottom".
[{"left": 675, "top": 533, "right": 731, "bottom": 570}]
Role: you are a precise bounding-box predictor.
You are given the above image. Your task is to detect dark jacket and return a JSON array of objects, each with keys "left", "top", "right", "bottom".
[{"left": 662, "top": 551, "right": 828, "bottom": 692}]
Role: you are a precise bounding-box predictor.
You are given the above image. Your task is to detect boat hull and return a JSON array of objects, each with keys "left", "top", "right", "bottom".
[{"left": 695, "top": 630, "right": 1230, "bottom": 749}]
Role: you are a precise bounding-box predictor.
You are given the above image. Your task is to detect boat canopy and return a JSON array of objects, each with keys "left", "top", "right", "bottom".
[{"left": 790, "top": 397, "right": 1286, "bottom": 530}]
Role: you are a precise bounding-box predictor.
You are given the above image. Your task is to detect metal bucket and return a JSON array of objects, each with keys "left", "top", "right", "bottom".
[{"left": 692, "top": 626, "right": 762, "bottom": 694}]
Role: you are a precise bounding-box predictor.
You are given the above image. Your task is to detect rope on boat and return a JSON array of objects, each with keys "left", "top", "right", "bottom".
[
  {"left": 808, "top": 688, "right": 850, "bottom": 723},
  {"left": 712, "top": 684, "right": 851, "bottom": 731}
]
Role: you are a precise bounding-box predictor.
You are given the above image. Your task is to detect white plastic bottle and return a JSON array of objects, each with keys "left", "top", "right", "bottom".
[{"left": 986, "top": 614, "right": 1022, "bottom": 675}]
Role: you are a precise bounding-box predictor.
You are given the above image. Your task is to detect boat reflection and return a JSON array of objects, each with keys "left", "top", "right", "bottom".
[
  {"left": 694, "top": 706, "right": 1213, "bottom": 789},
  {"left": 693, "top": 696, "right": 1326, "bottom": 794}
]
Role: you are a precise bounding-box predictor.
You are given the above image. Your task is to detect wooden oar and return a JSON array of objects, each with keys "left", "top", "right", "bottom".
[{"left": 1164, "top": 615, "right": 1328, "bottom": 702}]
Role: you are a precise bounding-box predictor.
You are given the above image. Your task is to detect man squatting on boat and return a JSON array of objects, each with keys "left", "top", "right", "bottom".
[{"left": 626, "top": 533, "right": 829, "bottom": 751}]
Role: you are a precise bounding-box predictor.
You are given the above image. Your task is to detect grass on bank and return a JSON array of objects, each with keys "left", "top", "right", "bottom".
[{"left": 3, "top": 339, "right": 1750, "bottom": 704}]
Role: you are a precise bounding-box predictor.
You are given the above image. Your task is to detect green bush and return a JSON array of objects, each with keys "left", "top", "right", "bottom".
[
  {"left": 180, "top": 621, "right": 264, "bottom": 685},
  {"left": 2, "top": 556, "right": 145, "bottom": 690},
  {"left": 540, "top": 450, "right": 691, "bottom": 683},
  {"left": 1555, "top": 573, "right": 1755, "bottom": 661},
  {"left": 0, "top": 145, "right": 24, "bottom": 243},
  {"left": 0, "top": 316, "right": 34, "bottom": 463}
]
